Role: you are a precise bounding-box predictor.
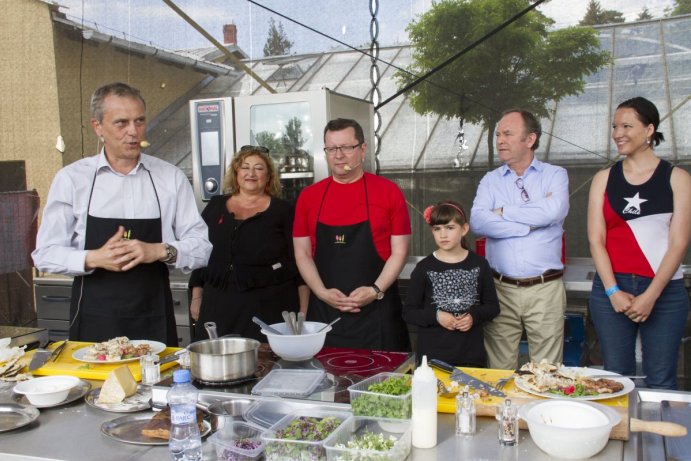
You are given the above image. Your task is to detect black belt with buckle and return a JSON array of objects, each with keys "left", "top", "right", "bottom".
[{"left": 492, "top": 269, "right": 564, "bottom": 287}]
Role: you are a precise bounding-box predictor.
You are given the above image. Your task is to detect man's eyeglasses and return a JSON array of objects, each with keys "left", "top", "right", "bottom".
[
  {"left": 515, "top": 177, "right": 530, "bottom": 202},
  {"left": 240, "top": 145, "right": 270, "bottom": 154},
  {"left": 323, "top": 144, "right": 362, "bottom": 155}
]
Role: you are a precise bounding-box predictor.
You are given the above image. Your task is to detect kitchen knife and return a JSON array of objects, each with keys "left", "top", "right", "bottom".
[
  {"left": 429, "top": 358, "right": 506, "bottom": 398},
  {"left": 28, "top": 340, "right": 68, "bottom": 371},
  {"left": 28, "top": 346, "right": 54, "bottom": 371}
]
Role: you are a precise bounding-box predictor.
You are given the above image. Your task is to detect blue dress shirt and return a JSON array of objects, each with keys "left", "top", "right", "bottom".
[{"left": 470, "top": 157, "right": 569, "bottom": 278}]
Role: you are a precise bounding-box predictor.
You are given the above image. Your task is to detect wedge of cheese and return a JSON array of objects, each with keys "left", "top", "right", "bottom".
[{"left": 97, "top": 365, "right": 137, "bottom": 404}]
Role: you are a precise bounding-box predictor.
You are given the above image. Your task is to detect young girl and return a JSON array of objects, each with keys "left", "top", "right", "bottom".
[{"left": 403, "top": 201, "right": 499, "bottom": 367}]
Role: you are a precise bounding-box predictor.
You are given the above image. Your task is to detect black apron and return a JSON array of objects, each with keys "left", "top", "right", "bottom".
[
  {"left": 307, "top": 176, "right": 410, "bottom": 351},
  {"left": 69, "top": 167, "right": 178, "bottom": 346}
]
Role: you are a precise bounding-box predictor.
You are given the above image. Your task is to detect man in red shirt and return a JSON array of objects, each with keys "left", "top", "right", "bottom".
[{"left": 293, "top": 118, "right": 411, "bottom": 351}]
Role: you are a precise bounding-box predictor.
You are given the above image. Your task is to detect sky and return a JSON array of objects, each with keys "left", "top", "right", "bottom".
[{"left": 53, "top": 0, "right": 679, "bottom": 58}]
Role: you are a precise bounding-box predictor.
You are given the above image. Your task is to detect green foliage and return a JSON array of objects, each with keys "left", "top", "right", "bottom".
[
  {"left": 282, "top": 117, "right": 306, "bottom": 152},
  {"left": 671, "top": 0, "right": 691, "bottom": 15},
  {"left": 263, "top": 18, "right": 294, "bottom": 57},
  {"left": 579, "top": 0, "right": 625, "bottom": 26},
  {"left": 395, "top": 0, "right": 610, "bottom": 164},
  {"left": 255, "top": 131, "right": 284, "bottom": 155},
  {"left": 637, "top": 7, "right": 654, "bottom": 21}
]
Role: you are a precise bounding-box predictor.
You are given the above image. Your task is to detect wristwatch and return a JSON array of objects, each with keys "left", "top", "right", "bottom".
[
  {"left": 162, "top": 243, "right": 178, "bottom": 264},
  {"left": 371, "top": 283, "right": 385, "bottom": 301}
]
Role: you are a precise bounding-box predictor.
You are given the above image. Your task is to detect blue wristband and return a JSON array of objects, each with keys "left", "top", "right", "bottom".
[{"left": 605, "top": 285, "right": 620, "bottom": 297}]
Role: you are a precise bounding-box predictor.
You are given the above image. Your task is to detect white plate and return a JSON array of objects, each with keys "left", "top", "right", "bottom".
[
  {"left": 72, "top": 340, "right": 166, "bottom": 364},
  {"left": 514, "top": 367, "right": 634, "bottom": 401},
  {"left": 100, "top": 413, "right": 211, "bottom": 445},
  {"left": 13, "top": 379, "right": 91, "bottom": 409},
  {"left": 85, "top": 386, "right": 152, "bottom": 413}
]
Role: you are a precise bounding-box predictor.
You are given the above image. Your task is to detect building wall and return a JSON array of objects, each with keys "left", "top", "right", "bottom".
[
  {"left": 0, "top": 0, "right": 62, "bottom": 206},
  {"left": 2, "top": 0, "right": 210, "bottom": 220},
  {"left": 53, "top": 28, "right": 208, "bottom": 167}
]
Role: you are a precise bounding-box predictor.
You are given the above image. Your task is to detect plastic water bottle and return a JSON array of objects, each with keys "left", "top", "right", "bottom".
[
  {"left": 167, "top": 369, "right": 202, "bottom": 461},
  {"left": 411, "top": 355, "right": 437, "bottom": 448}
]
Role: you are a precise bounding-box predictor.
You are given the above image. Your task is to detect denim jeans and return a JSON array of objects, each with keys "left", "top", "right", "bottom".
[{"left": 589, "top": 273, "right": 689, "bottom": 389}]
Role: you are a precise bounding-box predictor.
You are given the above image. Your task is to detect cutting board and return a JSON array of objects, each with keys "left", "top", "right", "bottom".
[
  {"left": 435, "top": 366, "right": 631, "bottom": 441},
  {"left": 26, "top": 341, "right": 180, "bottom": 381}
]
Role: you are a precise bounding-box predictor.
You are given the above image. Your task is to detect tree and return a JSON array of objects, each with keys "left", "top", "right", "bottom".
[
  {"left": 670, "top": 0, "right": 691, "bottom": 15},
  {"left": 637, "top": 7, "right": 653, "bottom": 20},
  {"left": 254, "top": 131, "right": 283, "bottom": 154},
  {"left": 395, "top": 0, "right": 610, "bottom": 166},
  {"left": 579, "top": 0, "right": 625, "bottom": 25},
  {"left": 263, "top": 18, "right": 294, "bottom": 57},
  {"left": 281, "top": 117, "right": 306, "bottom": 152}
]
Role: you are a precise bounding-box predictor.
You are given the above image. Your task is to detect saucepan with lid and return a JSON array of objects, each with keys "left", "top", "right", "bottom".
[{"left": 186, "top": 322, "right": 259, "bottom": 383}]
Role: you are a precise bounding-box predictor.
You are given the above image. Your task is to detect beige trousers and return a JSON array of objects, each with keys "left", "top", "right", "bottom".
[{"left": 483, "top": 279, "right": 566, "bottom": 370}]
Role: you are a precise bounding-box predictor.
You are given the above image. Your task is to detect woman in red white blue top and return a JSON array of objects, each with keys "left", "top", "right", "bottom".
[{"left": 587, "top": 97, "right": 690, "bottom": 389}]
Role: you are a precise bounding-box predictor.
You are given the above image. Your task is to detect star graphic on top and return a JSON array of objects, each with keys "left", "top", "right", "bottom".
[{"left": 622, "top": 192, "right": 648, "bottom": 214}]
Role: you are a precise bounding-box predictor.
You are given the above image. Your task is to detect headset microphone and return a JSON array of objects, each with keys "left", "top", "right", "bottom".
[{"left": 343, "top": 160, "right": 363, "bottom": 171}]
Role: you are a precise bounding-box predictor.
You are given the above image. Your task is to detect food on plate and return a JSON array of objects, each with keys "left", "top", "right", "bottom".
[
  {"left": 141, "top": 407, "right": 205, "bottom": 440},
  {"left": 518, "top": 360, "right": 625, "bottom": 397},
  {"left": 97, "top": 365, "right": 138, "bottom": 404},
  {"left": 82, "top": 337, "right": 151, "bottom": 361}
]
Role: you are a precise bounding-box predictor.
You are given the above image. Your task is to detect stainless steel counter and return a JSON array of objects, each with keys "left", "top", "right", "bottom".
[{"left": 5, "top": 380, "right": 689, "bottom": 461}]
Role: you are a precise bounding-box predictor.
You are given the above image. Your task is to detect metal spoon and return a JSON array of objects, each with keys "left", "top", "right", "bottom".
[
  {"left": 297, "top": 312, "right": 305, "bottom": 335},
  {"left": 316, "top": 317, "right": 341, "bottom": 333},
  {"left": 282, "top": 311, "right": 296, "bottom": 334},
  {"left": 252, "top": 316, "right": 284, "bottom": 335},
  {"left": 289, "top": 311, "right": 298, "bottom": 335}
]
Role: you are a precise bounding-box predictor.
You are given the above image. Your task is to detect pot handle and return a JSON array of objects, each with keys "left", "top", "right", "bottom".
[
  {"left": 204, "top": 322, "right": 218, "bottom": 339},
  {"left": 630, "top": 418, "right": 688, "bottom": 437}
]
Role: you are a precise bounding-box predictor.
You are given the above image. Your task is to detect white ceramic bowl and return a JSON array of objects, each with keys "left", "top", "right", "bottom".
[
  {"left": 518, "top": 400, "right": 621, "bottom": 459},
  {"left": 262, "top": 321, "right": 330, "bottom": 361},
  {"left": 14, "top": 375, "right": 81, "bottom": 406}
]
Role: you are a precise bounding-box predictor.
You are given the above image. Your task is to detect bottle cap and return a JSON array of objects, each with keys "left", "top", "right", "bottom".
[
  {"left": 414, "top": 355, "right": 435, "bottom": 379},
  {"left": 173, "top": 369, "right": 191, "bottom": 383}
]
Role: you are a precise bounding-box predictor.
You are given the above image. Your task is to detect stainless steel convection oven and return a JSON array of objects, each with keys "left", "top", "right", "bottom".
[{"left": 189, "top": 89, "right": 374, "bottom": 206}]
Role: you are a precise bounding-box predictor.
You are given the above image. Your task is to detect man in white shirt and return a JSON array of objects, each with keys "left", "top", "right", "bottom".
[{"left": 32, "top": 82, "right": 211, "bottom": 345}]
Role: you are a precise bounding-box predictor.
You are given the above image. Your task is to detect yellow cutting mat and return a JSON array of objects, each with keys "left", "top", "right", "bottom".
[
  {"left": 26, "top": 341, "right": 180, "bottom": 381},
  {"left": 435, "top": 366, "right": 631, "bottom": 440}
]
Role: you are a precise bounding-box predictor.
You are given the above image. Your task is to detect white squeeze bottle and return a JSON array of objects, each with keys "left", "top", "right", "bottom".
[{"left": 411, "top": 355, "right": 438, "bottom": 448}]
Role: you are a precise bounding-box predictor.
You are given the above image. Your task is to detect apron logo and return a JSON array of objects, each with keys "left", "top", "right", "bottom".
[{"left": 335, "top": 234, "right": 346, "bottom": 244}]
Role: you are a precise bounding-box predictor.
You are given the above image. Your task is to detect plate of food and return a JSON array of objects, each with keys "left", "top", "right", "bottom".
[
  {"left": 513, "top": 361, "right": 634, "bottom": 401},
  {"left": 100, "top": 408, "right": 210, "bottom": 445},
  {"left": 85, "top": 386, "right": 152, "bottom": 413},
  {"left": 72, "top": 337, "right": 166, "bottom": 364}
]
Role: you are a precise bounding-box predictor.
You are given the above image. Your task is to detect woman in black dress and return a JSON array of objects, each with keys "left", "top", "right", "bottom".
[{"left": 189, "top": 147, "right": 308, "bottom": 341}]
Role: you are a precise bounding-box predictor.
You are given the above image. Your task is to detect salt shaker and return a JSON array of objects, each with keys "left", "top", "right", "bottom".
[
  {"left": 139, "top": 353, "right": 160, "bottom": 386},
  {"left": 455, "top": 387, "right": 476, "bottom": 436},
  {"left": 497, "top": 399, "right": 518, "bottom": 446}
]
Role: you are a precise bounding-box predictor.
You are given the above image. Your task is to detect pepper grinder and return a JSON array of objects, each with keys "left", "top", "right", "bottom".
[
  {"left": 497, "top": 399, "right": 519, "bottom": 446},
  {"left": 455, "top": 386, "right": 476, "bottom": 436}
]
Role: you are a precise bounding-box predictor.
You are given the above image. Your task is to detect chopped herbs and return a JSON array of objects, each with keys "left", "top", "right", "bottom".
[
  {"left": 337, "top": 430, "right": 397, "bottom": 451},
  {"left": 265, "top": 416, "right": 343, "bottom": 460},
  {"left": 351, "top": 376, "right": 412, "bottom": 419},
  {"left": 549, "top": 383, "right": 598, "bottom": 397}
]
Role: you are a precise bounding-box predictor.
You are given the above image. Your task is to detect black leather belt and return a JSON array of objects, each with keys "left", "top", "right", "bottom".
[{"left": 493, "top": 269, "right": 564, "bottom": 287}]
